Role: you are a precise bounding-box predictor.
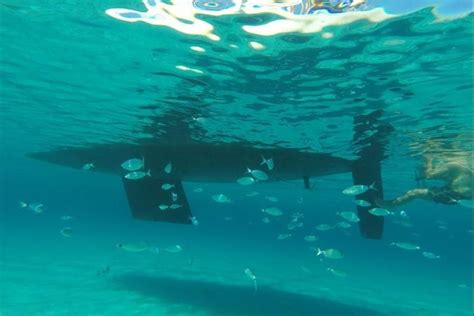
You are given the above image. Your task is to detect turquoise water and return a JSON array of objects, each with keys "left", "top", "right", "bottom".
[{"left": 1, "top": 1, "right": 473, "bottom": 315}]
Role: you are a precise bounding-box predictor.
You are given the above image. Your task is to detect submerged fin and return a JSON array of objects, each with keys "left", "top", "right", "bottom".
[{"left": 352, "top": 110, "right": 392, "bottom": 239}]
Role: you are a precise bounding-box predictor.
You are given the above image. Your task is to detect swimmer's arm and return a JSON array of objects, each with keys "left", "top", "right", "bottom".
[{"left": 376, "top": 188, "right": 431, "bottom": 208}]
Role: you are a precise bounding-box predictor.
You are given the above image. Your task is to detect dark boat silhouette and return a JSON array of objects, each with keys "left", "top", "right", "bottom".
[{"left": 27, "top": 108, "right": 392, "bottom": 239}]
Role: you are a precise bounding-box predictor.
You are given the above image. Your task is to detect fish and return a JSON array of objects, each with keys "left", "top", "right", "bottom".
[
  {"left": 19, "top": 202, "right": 44, "bottom": 214},
  {"left": 192, "top": 116, "right": 206, "bottom": 122},
  {"left": 337, "top": 211, "right": 360, "bottom": 223},
  {"left": 117, "top": 242, "right": 149, "bottom": 252},
  {"left": 335, "top": 221, "right": 351, "bottom": 229},
  {"left": 261, "top": 217, "right": 271, "bottom": 224},
  {"left": 265, "top": 196, "right": 279, "bottom": 202},
  {"left": 390, "top": 242, "right": 420, "bottom": 251},
  {"left": 212, "top": 194, "right": 231, "bottom": 203},
  {"left": 315, "top": 248, "right": 344, "bottom": 259},
  {"left": 60, "top": 216, "right": 73, "bottom": 221},
  {"left": 60, "top": 227, "right": 73, "bottom": 237},
  {"left": 327, "top": 267, "right": 347, "bottom": 277},
  {"left": 161, "top": 183, "right": 175, "bottom": 190},
  {"left": 81, "top": 163, "right": 95, "bottom": 170},
  {"left": 193, "top": 187, "right": 204, "bottom": 193},
  {"left": 189, "top": 216, "right": 199, "bottom": 226},
  {"left": 354, "top": 199, "right": 371, "bottom": 207},
  {"left": 244, "top": 268, "right": 258, "bottom": 292},
  {"left": 291, "top": 212, "right": 304, "bottom": 221},
  {"left": 165, "top": 244, "right": 183, "bottom": 253},
  {"left": 164, "top": 162, "right": 172, "bottom": 174},
  {"left": 287, "top": 221, "right": 303, "bottom": 230},
  {"left": 399, "top": 210, "right": 409, "bottom": 218},
  {"left": 369, "top": 208, "right": 392, "bottom": 216},
  {"left": 315, "top": 224, "right": 333, "bottom": 231},
  {"left": 393, "top": 220, "right": 413, "bottom": 228},
  {"left": 30, "top": 203, "right": 44, "bottom": 213},
  {"left": 19, "top": 201, "right": 28, "bottom": 208},
  {"left": 342, "top": 183, "right": 377, "bottom": 195},
  {"left": 169, "top": 204, "right": 182, "bottom": 209},
  {"left": 121, "top": 157, "right": 144, "bottom": 171},
  {"left": 246, "top": 191, "right": 259, "bottom": 197},
  {"left": 171, "top": 192, "right": 178, "bottom": 202},
  {"left": 304, "top": 235, "right": 317, "bottom": 242},
  {"left": 277, "top": 233, "right": 292, "bottom": 240},
  {"left": 246, "top": 168, "right": 268, "bottom": 181},
  {"left": 262, "top": 207, "right": 283, "bottom": 217},
  {"left": 237, "top": 177, "right": 255, "bottom": 186},
  {"left": 159, "top": 204, "right": 169, "bottom": 210},
  {"left": 124, "top": 170, "right": 151, "bottom": 180},
  {"left": 422, "top": 251, "right": 440, "bottom": 259},
  {"left": 260, "top": 156, "right": 274, "bottom": 170},
  {"left": 457, "top": 199, "right": 473, "bottom": 208}
]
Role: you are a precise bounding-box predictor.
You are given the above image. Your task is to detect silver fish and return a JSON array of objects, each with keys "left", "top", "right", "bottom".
[
  {"left": 165, "top": 244, "right": 183, "bottom": 253},
  {"left": 316, "top": 248, "right": 343, "bottom": 259},
  {"left": 260, "top": 156, "right": 274, "bottom": 170},
  {"left": 171, "top": 192, "right": 178, "bottom": 202},
  {"left": 335, "top": 221, "right": 351, "bottom": 229},
  {"left": 246, "top": 168, "right": 268, "bottom": 181},
  {"left": 244, "top": 268, "right": 258, "bottom": 292},
  {"left": 189, "top": 216, "right": 199, "bottom": 226},
  {"left": 82, "top": 163, "right": 95, "bottom": 170},
  {"left": 265, "top": 196, "right": 279, "bottom": 202},
  {"left": 20, "top": 202, "right": 44, "bottom": 214},
  {"left": 161, "top": 183, "right": 175, "bottom": 190},
  {"left": 262, "top": 207, "right": 283, "bottom": 216},
  {"left": 121, "top": 158, "right": 144, "bottom": 171},
  {"left": 246, "top": 191, "right": 260, "bottom": 197},
  {"left": 124, "top": 170, "right": 151, "bottom": 180},
  {"left": 212, "top": 194, "right": 231, "bottom": 203},
  {"left": 117, "top": 242, "right": 149, "bottom": 252},
  {"left": 315, "top": 224, "right": 333, "bottom": 231},
  {"left": 164, "top": 162, "right": 172, "bottom": 174},
  {"left": 237, "top": 177, "right": 255, "bottom": 186},
  {"left": 354, "top": 199, "right": 371, "bottom": 207},
  {"left": 277, "top": 233, "right": 292, "bottom": 240},
  {"left": 337, "top": 211, "right": 360, "bottom": 223},
  {"left": 327, "top": 267, "right": 347, "bottom": 277},
  {"left": 342, "top": 183, "right": 377, "bottom": 196},
  {"left": 60, "top": 227, "right": 73, "bottom": 237},
  {"left": 369, "top": 208, "right": 392, "bottom": 216},
  {"left": 287, "top": 221, "right": 303, "bottom": 230},
  {"left": 422, "top": 251, "right": 440, "bottom": 259},
  {"left": 390, "top": 242, "right": 420, "bottom": 251}
]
